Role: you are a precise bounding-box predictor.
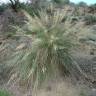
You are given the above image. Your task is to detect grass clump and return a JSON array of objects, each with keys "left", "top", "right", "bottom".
[{"left": 7, "top": 8, "right": 87, "bottom": 92}]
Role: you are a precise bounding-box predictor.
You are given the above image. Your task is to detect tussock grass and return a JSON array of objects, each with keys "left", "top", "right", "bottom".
[{"left": 5, "top": 8, "right": 88, "bottom": 91}]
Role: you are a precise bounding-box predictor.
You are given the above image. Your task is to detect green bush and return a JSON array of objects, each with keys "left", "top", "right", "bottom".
[
  {"left": 20, "top": 3, "right": 39, "bottom": 17},
  {"left": 79, "top": 90, "right": 87, "bottom": 96},
  {"left": 0, "top": 89, "right": 11, "bottom": 96},
  {"left": 84, "top": 15, "right": 96, "bottom": 25},
  {"left": 53, "top": 0, "right": 69, "bottom": 5},
  {"left": 0, "top": 4, "right": 8, "bottom": 13}
]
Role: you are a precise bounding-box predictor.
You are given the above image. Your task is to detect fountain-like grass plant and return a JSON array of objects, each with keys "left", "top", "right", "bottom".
[{"left": 7, "top": 8, "right": 87, "bottom": 90}]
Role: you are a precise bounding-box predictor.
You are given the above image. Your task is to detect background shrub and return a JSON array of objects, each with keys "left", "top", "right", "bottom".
[
  {"left": 84, "top": 15, "right": 96, "bottom": 25},
  {"left": 0, "top": 4, "right": 8, "bottom": 13},
  {"left": 0, "top": 89, "right": 12, "bottom": 96}
]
